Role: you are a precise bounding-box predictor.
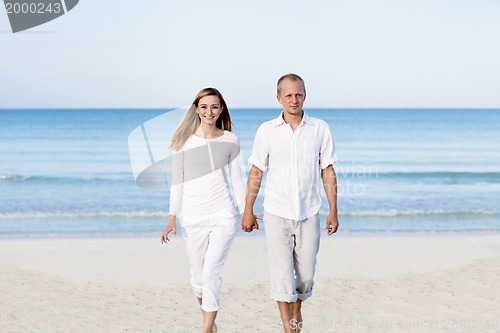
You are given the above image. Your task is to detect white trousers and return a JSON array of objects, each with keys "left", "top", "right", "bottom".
[
  {"left": 264, "top": 211, "right": 320, "bottom": 303},
  {"left": 181, "top": 210, "right": 236, "bottom": 312}
]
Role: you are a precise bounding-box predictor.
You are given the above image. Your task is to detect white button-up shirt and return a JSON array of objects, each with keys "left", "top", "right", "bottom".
[{"left": 248, "top": 111, "right": 338, "bottom": 221}]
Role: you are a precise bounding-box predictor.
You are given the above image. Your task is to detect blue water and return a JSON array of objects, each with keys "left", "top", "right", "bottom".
[{"left": 1, "top": 108, "right": 500, "bottom": 237}]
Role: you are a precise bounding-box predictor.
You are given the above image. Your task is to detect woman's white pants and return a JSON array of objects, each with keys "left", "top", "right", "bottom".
[{"left": 181, "top": 211, "right": 236, "bottom": 312}]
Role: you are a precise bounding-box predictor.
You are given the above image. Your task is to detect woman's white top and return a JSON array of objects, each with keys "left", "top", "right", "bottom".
[{"left": 168, "top": 131, "right": 246, "bottom": 217}]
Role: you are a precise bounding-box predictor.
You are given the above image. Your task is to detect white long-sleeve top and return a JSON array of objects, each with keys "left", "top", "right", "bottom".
[{"left": 169, "top": 131, "right": 245, "bottom": 217}]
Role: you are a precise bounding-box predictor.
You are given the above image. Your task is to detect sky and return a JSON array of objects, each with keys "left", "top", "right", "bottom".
[{"left": 1, "top": 0, "right": 499, "bottom": 108}]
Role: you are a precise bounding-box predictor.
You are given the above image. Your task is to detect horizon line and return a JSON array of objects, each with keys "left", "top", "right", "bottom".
[{"left": 2, "top": 107, "right": 500, "bottom": 111}]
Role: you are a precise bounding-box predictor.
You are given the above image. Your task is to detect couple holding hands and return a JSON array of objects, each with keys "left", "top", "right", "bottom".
[{"left": 161, "top": 73, "right": 339, "bottom": 333}]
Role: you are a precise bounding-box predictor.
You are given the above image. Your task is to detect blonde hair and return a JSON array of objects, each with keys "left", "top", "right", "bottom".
[{"left": 170, "top": 88, "right": 232, "bottom": 151}]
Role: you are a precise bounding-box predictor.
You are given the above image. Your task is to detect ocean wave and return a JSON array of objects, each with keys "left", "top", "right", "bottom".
[
  {"left": 338, "top": 171, "right": 500, "bottom": 182},
  {"left": 384, "top": 171, "right": 500, "bottom": 178},
  {"left": 3, "top": 171, "right": 500, "bottom": 184},
  {"left": 1, "top": 209, "right": 500, "bottom": 220},
  {"left": 0, "top": 175, "right": 27, "bottom": 182},
  {"left": 0, "top": 211, "right": 168, "bottom": 219},
  {"left": 320, "top": 209, "right": 500, "bottom": 218},
  {"left": 0, "top": 174, "right": 129, "bottom": 184}
]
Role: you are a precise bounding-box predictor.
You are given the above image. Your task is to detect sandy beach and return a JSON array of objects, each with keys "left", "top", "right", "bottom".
[{"left": 1, "top": 232, "right": 499, "bottom": 333}]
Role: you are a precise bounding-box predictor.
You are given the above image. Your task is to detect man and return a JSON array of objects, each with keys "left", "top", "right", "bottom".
[{"left": 242, "top": 73, "right": 339, "bottom": 333}]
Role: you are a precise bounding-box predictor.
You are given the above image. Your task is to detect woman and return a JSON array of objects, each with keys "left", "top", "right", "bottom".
[{"left": 161, "top": 88, "right": 245, "bottom": 333}]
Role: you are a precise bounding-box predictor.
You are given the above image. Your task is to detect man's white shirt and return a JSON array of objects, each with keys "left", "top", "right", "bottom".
[{"left": 248, "top": 111, "right": 338, "bottom": 221}]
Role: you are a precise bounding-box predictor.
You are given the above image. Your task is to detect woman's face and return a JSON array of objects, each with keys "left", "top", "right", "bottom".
[{"left": 196, "top": 95, "right": 223, "bottom": 127}]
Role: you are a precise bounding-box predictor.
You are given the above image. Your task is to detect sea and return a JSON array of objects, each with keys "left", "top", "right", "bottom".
[{"left": 1, "top": 108, "right": 500, "bottom": 237}]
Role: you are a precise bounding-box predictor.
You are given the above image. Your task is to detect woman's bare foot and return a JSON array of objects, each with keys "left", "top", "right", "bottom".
[
  {"left": 201, "top": 314, "right": 217, "bottom": 332},
  {"left": 201, "top": 310, "right": 217, "bottom": 332},
  {"left": 199, "top": 307, "right": 218, "bottom": 332}
]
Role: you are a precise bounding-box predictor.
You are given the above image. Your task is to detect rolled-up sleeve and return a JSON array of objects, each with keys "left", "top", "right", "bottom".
[
  {"left": 319, "top": 123, "right": 338, "bottom": 169},
  {"left": 248, "top": 125, "right": 269, "bottom": 172}
]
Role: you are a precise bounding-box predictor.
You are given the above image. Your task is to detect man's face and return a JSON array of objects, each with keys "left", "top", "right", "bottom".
[{"left": 277, "top": 79, "right": 306, "bottom": 116}]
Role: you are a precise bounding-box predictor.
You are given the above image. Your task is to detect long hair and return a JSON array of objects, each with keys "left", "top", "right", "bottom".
[{"left": 170, "top": 87, "right": 232, "bottom": 151}]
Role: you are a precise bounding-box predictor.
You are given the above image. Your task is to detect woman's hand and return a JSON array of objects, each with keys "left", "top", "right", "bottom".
[
  {"left": 241, "top": 211, "right": 262, "bottom": 232},
  {"left": 160, "top": 215, "right": 177, "bottom": 244}
]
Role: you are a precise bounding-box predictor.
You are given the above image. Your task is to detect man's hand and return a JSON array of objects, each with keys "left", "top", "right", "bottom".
[
  {"left": 326, "top": 211, "right": 339, "bottom": 236},
  {"left": 242, "top": 165, "right": 264, "bottom": 232},
  {"left": 241, "top": 211, "right": 261, "bottom": 232},
  {"left": 322, "top": 165, "right": 339, "bottom": 236}
]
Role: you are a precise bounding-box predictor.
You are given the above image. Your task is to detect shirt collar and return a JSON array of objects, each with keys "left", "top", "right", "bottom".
[{"left": 272, "top": 110, "right": 313, "bottom": 127}]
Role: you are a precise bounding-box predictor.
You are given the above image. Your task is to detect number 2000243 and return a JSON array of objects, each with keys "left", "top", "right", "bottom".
[{"left": 5, "top": 2, "right": 61, "bottom": 14}]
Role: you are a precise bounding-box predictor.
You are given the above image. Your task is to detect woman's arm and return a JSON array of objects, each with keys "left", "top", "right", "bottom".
[
  {"left": 228, "top": 140, "right": 246, "bottom": 214},
  {"left": 161, "top": 150, "right": 184, "bottom": 244}
]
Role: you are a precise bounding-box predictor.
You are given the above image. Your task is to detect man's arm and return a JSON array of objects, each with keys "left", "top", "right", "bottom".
[
  {"left": 321, "top": 165, "right": 339, "bottom": 235},
  {"left": 241, "top": 165, "right": 263, "bottom": 232}
]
